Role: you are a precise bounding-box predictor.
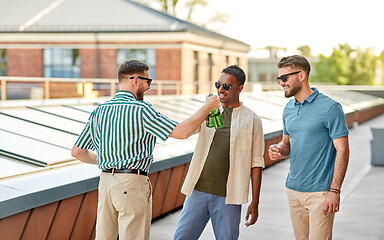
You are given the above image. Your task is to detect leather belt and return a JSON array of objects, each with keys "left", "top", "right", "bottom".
[{"left": 102, "top": 168, "right": 148, "bottom": 176}]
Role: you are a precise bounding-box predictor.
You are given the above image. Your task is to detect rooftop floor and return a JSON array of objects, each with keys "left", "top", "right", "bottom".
[{"left": 150, "top": 112, "right": 384, "bottom": 240}]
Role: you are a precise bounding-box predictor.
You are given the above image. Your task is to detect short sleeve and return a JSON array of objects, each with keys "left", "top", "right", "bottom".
[
  {"left": 283, "top": 108, "right": 289, "bottom": 135},
  {"left": 142, "top": 103, "right": 178, "bottom": 141},
  {"left": 327, "top": 103, "right": 349, "bottom": 140},
  {"left": 75, "top": 116, "right": 95, "bottom": 150}
]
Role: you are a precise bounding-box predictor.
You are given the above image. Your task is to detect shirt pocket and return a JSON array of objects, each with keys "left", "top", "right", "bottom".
[{"left": 236, "top": 128, "right": 252, "bottom": 152}]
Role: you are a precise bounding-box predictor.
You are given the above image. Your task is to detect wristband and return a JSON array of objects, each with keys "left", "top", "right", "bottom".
[{"left": 329, "top": 188, "right": 341, "bottom": 194}]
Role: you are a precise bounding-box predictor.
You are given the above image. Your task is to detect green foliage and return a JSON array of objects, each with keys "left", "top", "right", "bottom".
[
  {"left": 137, "top": 0, "right": 228, "bottom": 27},
  {"left": 313, "top": 44, "right": 379, "bottom": 85},
  {"left": 379, "top": 50, "right": 384, "bottom": 85},
  {"left": 297, "top": 45, "right": 312, "bottom": 57},
  {"left": 139, "top": 0, "right": 207, "bottom": 20},
  {"left": 185, "top": 0, "right": 208, "bottom": 20},
  {"left": 0, "top": 49, "right": 6, "bottom": 75}
]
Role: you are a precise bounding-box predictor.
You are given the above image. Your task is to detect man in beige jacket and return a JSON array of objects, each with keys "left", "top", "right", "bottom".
[{"left": 174, "top": 65, "right": 265, "bottom": 240}]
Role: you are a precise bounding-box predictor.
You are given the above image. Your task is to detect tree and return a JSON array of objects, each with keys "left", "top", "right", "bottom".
[
  {"left": 297, "top": 45, "right": 312, "bottom": 57},
  {"left": 349, "top": 48, "right": 376, "bottom": 85},
  {"left": 138, "top": 0, "right": 206, "bottom": 20},
  {"left": 136, "top": 0, "right": 227, "bottom": 26},
  {"left": 378, "top": 50, "right": 384, "bottom": 85},
  {"left": 313, "top": 44, "right": 378, "bottom": 85},
  {"left": 185, "top": 0, "right": 208, "bottom": 20},
  {"left": 263, "top": 46, "right": 287, "bottom": 59}
]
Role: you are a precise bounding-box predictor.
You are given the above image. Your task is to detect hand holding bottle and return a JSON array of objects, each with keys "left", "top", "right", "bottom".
[
  {"left": 206, "top": 94, "right": 223, "bottom": 129},
  {"left": 205, "top": 94, "right": 220, "bottom": 111}
]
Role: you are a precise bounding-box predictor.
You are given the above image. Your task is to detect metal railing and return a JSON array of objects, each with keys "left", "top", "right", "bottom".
[{"left": 0, "top": 76, "right": 183, "bottom": 101}]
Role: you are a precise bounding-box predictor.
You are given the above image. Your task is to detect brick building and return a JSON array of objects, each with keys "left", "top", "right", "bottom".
[{"left": 0, "top": 0, "right": 250, "bottom": 95}]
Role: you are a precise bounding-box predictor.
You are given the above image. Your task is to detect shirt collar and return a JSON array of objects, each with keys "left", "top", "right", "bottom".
[
  {"left": 220, "top": 102, "right": 243, "bottom": 113},
  {"left": 114, "top": 90, "right": 137, "bottom": 100},
  {"left": 295, "top": 87, "right": 319, "bottom": 104},
  {"left": 306, "top": 88, "right": 319, "bottom": 103}
]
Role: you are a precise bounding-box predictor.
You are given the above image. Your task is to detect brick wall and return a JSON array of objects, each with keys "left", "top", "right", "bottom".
[
  {"left": 99, "top": 49, "right": 117, "bottom": 79},
  {"left": 80, "top": 49, "right": 117, "bottom": 79},
  {"left": 79, "top": 49, "right": 97, "bottom": 78},
  {"left": 155, "top": 49, "right": 182, "bottom": 80},
  {"left": 7, "top": 49, "right": 43, "bottom": 77}
]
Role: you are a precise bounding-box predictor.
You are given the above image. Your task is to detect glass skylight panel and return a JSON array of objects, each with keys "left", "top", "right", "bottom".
[
  {"left": 0, "top": 114, "right": 77, "bottom": 149},
  {"left": 65, "top": 104, "right": 97, "bottom": 113},
  {"left": 0, "top": 156, "right": 40, "bottom": 179},
  {"left": 0, "top": 130, "right": 73, "bottom": 166},
  {"left": 30, "top": 106, "right": 90, "bottom": 123},
  {"left": 1, "top": 109, "right": 84, "bottom": 134}
]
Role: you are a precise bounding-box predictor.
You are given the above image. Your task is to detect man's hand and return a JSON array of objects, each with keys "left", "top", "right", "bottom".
[
  {"left": 268, "top": 144, "right": 282, "bottom": 161},
  {"left": 322, "top": 191, "right": 340, "bottom": 215},
  {"left": 204, "top": 94, "right": 220, "bottom": 112},
  {"left": 245, "top": 202, "right": 259, "bottom": 227},
  {"left": 168, "top": 95, "right": 220, "bottom": 139}
]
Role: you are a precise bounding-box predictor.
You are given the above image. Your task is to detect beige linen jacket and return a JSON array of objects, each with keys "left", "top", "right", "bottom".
[{"left": 181, "top": 103, "right": 265, "bottom": 204}]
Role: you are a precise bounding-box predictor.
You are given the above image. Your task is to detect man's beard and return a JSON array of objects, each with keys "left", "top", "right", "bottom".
[
  {"left": 137, "top": 91, "right": 144, "bottom": 101},
  {"left": 135, "top": 87, "right": 145, "bottom": 100},
  {"left": 285, "top": 85, "right": 301, "bottom": 98}
]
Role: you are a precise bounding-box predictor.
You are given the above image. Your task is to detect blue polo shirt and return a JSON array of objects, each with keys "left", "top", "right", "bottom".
[{"left": 283, "top": 88, "right": 349, "bottom": 192}]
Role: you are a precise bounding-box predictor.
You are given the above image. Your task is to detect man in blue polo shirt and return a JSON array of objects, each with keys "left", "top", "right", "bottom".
[{"left": 268, "top": 55, "right": 349, "bottom": 239}]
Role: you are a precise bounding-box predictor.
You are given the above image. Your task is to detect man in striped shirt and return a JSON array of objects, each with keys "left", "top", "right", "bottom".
[{"left": 71, "top": 59, "right": 220, "bottom": 240}]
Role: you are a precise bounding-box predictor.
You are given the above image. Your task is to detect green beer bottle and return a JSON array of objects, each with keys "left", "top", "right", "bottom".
[
  {"left": 211, "top": 108, "right": 224, "bottom": 129},
  {"left": 206, "top": 94, "right": 215, "bottom": 128},
  {"left": 206, "top": 94, "right": 223, "bottom": 129}
]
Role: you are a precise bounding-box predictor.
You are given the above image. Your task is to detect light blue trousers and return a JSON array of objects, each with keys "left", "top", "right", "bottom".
[{"left": 174, "top": 190, "right": 241, "bottom": 240}]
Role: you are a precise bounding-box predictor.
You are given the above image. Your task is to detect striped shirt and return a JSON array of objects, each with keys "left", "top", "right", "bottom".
[{"left": 75, "top": 91, "right": 178, "bottom": 172}]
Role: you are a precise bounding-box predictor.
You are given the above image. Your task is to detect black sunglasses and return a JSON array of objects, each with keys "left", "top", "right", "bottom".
[
  {"left": 276, "top": 71, "right": 301, "bottom": 84},
  {"left": 130, "top": 76, "right": 152, "bottom": 86},
  {"left": 215, "top": 82, "right": 240, "bottom": 91}
]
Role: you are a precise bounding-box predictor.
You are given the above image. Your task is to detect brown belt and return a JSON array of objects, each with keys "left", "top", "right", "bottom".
[{"left": 102, "top": 168, "right": 148, "bottom": 176}]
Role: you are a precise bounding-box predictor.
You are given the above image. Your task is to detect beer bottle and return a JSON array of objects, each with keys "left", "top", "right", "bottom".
[
  {"left": 206, "top": 94, "right": 223, "bottom": 129},
  {"left": 206, "top": 94, "right": 216, "bottom": 128}
]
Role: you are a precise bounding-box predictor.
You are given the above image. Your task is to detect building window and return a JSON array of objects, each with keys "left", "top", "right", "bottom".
[
  {"left": 193, "top": 51, "right": 199, "bottom": 93},
  {"left": 44, "top": 49, "right": 80, "bottom": 78},
  {"left": 208, "top": 53, "right": 213, "bottom": 83},
  {"left": 225, "top": 56, "right": 229, "bottom": 66},
  {"left": 259, "top": 73, "right": 267, "bottom": 82},
  {"left": 117, "top": 49, "right": 156, "bottom": 78},
  {"left": 0, "top": 49, "right": 6, "bottom": 76},
  {"left": 236, "top": 57, "right": 240, "bottom": 65}
]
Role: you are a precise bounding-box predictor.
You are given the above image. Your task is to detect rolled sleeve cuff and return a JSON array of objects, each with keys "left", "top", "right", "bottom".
[{"left": 251, "top": 156, "right": 265, "bottom": 168}]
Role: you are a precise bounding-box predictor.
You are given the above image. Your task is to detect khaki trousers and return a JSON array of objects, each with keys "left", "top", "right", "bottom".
[
  {"left": 286, "top": 188, "right": 335, "bottom": 240},
  {"left": 95, "top": 172, "right": 152, "bottom": 240}
]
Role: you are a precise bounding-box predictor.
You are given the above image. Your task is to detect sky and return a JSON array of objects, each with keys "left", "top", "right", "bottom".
[{"left": 190, "top": 0, "right": 384, "bottom": 57}]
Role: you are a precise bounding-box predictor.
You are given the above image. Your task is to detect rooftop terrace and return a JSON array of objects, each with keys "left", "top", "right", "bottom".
[{"left": 0, "top": 87, "right": 383, "bottom": 239}]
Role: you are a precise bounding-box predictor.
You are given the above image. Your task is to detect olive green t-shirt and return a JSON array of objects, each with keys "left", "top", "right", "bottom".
[{"left": 194, "top": 107, "right": 233, "bottom": 197}]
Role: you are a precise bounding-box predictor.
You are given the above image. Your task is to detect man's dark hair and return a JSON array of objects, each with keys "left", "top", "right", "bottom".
[
  {"left": 222, "top": 65, "right": 246, "bottom": 85},
  {"left": 117, "top": 60, "right": 149, "bottom": 82},
  {"left": 277, "top": 55, "right": 311, "bottom": 75}
]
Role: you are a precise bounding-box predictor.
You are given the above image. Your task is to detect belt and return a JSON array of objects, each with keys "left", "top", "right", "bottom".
[{"left": 102, "top": 168, "right": 148, "bottom": 176}]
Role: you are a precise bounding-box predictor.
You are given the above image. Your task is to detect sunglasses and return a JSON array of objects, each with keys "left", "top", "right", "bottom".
[
  {"left": 214, "top": 82, "right": 240, "bottom": 91},
  {"left": 130, "top": 76, "right": 152, "bottom": 86},
  {"left": 276, "top": 71, "right": 301, "bottom": 84}
]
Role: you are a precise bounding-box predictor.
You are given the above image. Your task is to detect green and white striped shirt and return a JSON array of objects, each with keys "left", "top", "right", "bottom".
[{"left": 75, "top": 91, "right": 178, "bottom": 171}]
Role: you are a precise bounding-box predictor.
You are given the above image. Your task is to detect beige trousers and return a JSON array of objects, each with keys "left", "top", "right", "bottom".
[
  {"left": 95, "top": 172, "right": 152, "bottom": 240},
  {"left": 286, "top": 188, "right": 335, "bottom": 240}
]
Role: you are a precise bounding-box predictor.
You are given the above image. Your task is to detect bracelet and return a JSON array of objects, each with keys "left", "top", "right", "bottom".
[{"left": 329, "top": 188, "right": 341, "bottom": 194}]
